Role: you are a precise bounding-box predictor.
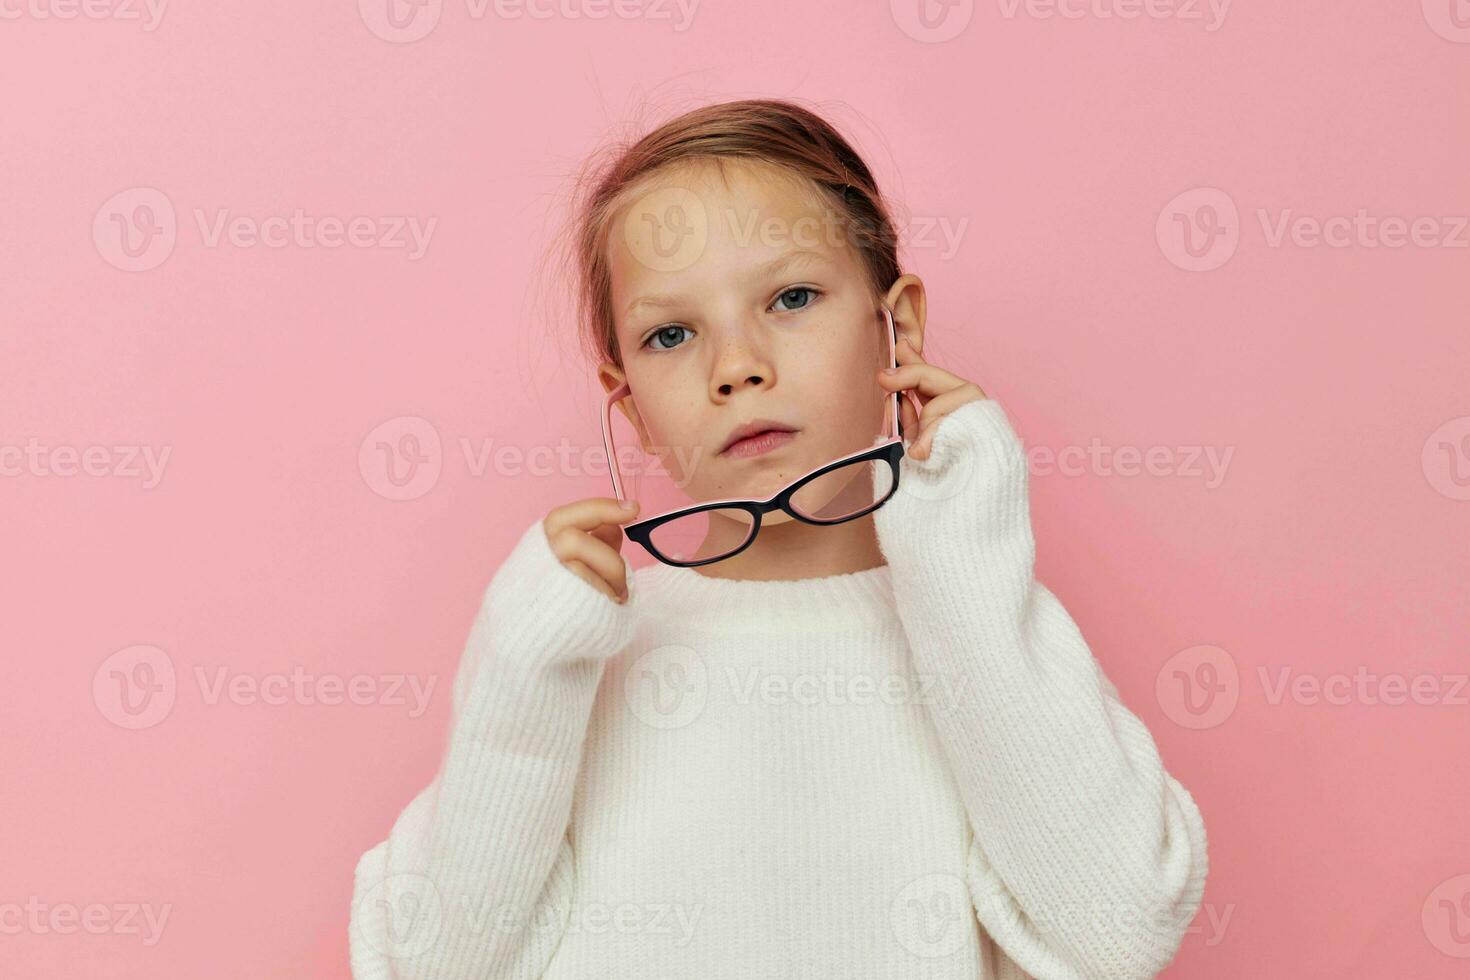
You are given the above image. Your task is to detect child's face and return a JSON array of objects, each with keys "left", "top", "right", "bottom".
[{"left": 601, "top": 159, "right": 889, "bottom": 523}]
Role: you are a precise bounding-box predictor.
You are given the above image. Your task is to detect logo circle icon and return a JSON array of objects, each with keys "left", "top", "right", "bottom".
[
  {"left": 354, "top": 872, "right": 445, "bottom": 959},
  {"left": 1423, "top": 873, "right": 1470, "bottom": 958},
  {"left": 359, "top": 416, "right": 443, "bottom": 501},
  {"left": 1422, "top": 416, "right": 1470, "bottom": 501},
  {"left": 93, "top": 187, "right": 177, "bottom": 273},
  {"left": 1156, "top": 187, "right": 1240, "bottom": 273},
  {"left": 890, "top": 0, "right": 975, "bottom": 43},
  {"left": 1422, "top": 0, "right": 1470, "bottom": 43},
  {"left": 93, "top": 644, "right": 177, "bottom": 730},
  {"left": 1156, "top": 644, "right": 1239, "bottom": 729},
  {"left": 619, "top": 185, "right": 709, "bottom": 274},
  {"left": 890, "top": 872, "right": 971, "bottom": 958},
  {"left": 359, "top": 0, "right": 443, "bottom": 43},
  {"left": 623, "top": 644, "right": 708, "bottom": 730}
]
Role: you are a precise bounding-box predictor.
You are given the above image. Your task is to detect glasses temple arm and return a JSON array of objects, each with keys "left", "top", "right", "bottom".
[{"left": 602, "top": 382, "right": 628, "bottom": 501}]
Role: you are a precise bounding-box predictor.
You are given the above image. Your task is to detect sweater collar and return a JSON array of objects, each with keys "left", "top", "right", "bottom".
[{"left": 631, "top": 559, "right": 898, "bottom": 633}]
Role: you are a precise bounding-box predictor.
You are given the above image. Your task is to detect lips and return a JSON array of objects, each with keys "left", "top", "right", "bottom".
[{"left": 720, "top": 418, "right": 799, "bottom": 456}]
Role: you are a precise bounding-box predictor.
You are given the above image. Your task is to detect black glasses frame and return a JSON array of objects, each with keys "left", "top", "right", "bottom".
[{"left": 624, "top": 439, "right": 906, "bottom": 567}]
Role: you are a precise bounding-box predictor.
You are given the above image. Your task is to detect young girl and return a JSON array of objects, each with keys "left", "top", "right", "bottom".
[{"left": 349, "top": 99, "right": 1208, "bottom": 980}]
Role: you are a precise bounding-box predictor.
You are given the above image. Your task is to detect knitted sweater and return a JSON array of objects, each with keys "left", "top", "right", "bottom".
[{"left": 348, "top": 396, "right": 1209, "bottom": 980}]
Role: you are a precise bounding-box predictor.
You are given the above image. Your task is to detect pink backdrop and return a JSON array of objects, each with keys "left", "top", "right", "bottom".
[{"left": 4, "top": 1, "right": 1468, "bottom": 976}]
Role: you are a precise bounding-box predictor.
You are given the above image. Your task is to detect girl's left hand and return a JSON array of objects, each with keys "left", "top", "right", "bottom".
[{"left": 876, "top": 335, "right": 989, "bottom": 460}]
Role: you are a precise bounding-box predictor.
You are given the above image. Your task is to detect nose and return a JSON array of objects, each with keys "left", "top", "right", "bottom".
[{"left": 709, "top": 325, "right": 776, "bottom": 399}]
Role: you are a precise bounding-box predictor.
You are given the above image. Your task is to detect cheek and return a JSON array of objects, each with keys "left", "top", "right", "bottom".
[
  {"left": 793, "top": 344, "right": 880, "bottom": 418},
  {"left": 637, "top": 391, "right": 696, "bottom": 448},
  {"left": 636, "top": 396, "right": 710, "bottom": 485},
  {"left": 809, "top": 346, "right": 887, "bottom": 449}
]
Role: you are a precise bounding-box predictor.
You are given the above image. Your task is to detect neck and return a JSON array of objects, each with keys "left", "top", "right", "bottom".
[
  {"left": 636, "top": 517, "right": 897, "bottom": 633},
  {"left": 689, "top": 513, "right": 887, "bottom": 582}
]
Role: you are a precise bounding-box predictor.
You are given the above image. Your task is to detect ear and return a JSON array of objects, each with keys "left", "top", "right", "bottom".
[
  {"left": 883, "top": 273, "right": 927, "bottom": 356},
  {"left": 597, "top": 360, "right": 653, "bottom": 453}
]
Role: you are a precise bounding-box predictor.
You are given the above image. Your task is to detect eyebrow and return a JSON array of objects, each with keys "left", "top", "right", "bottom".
[{"left": 621, "top": 248, "right": 830, "bottom": 322}]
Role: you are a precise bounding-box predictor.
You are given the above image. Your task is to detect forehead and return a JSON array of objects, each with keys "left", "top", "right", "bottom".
[{"left": 606, "top": 158, "right": 855, "bottom": 319}]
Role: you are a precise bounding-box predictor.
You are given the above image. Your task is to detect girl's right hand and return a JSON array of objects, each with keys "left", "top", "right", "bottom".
[{"left": 542, "top": 497, "right": 640, "bottom": 604}]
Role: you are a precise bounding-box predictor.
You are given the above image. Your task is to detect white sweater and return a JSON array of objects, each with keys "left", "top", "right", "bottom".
[{"left": 349, "top": 397, "right": 1209, "bottom": 980}]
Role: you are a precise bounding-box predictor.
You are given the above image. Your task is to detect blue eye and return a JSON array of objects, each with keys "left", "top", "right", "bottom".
[
  {"left": 641, "top": 287, "right": 820, "bottom": 351},
  {"left": 644, "top": 324, "right": 691, "bottom": 351},
  {"left": 771, "top": 286, "right": 819, "bottom": 312}
]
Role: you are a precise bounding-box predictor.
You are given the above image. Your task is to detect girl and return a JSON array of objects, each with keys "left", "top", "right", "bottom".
[{"left": 349, "top": 99, "right": 1208, "bottom": 980}]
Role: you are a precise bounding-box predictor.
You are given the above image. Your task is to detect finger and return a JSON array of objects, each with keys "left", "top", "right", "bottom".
[
  {"left": 588, "top": 519, "right": 625, "bottom": 553},
  {"left": 878, "top": 360, "right": 970, "bottom": 402},
  {"left": 910, "top": 416, "right": 942, "bottom": 459},
  {"left": 891, "top": 335, "right": 928, "bottom": 406},
  {"left": 546, "top": 497, "right": 639, "bottom": 538},
  {"left": 551, "top": 527, "right": 629, "bottom": 598},
  {"left": 911, "top": 386, "right": 986, "bottom": 457},
  {"left": 895, "top": 333, "right": 926, "bottom": 365},
  {"left": 909, "top": 414, "right": 937, "bottom": 459},
  {"left": 585, "top": 501, "right": 634, "bottom": 552},
  {"left": 919, "top": 384, "right": 986, "bottom": 427}
]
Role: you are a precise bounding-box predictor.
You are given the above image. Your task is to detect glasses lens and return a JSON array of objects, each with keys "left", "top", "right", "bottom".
[
  {"left": 647, "top": 507, "right": 758, "bottom": 565},
  {"left": 789, "top": 455, "right": 895, "bottom": 521}
]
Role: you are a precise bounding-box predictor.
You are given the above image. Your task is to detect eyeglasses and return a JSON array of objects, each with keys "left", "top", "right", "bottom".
[{"left": 599, "top": 305, "right": 918, "bottom": 568}]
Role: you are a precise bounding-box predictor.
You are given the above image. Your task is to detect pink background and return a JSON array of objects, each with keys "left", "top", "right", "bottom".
[{"left": 4, "top": 1, "right": 1469, "bottom": 976}]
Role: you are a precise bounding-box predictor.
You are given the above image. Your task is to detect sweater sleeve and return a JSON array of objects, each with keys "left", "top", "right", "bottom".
[
  {"left": 873, "top": 397, "right": 1209, "bottom": 980},
  {"left": 349, "top": 516, "right": 639, "bottom": 979}
]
